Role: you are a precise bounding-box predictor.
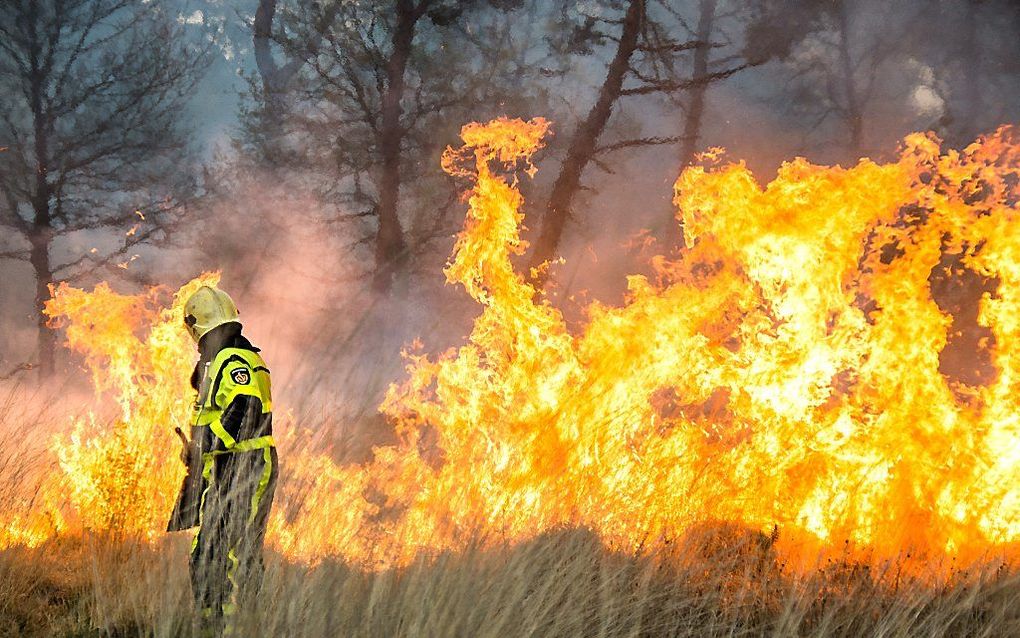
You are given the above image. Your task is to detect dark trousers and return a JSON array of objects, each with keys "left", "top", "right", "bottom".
[{"left": 191, "top": 446, "right": 278, "bottom": 635}]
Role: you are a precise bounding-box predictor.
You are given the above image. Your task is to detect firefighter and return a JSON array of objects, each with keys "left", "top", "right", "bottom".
[{"left": 167, "top": 285, "right": 278, "bottom": 636}]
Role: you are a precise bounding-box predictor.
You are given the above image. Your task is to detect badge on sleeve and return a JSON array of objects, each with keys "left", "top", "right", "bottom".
[{"left": 230, "top": 367, "right": 251, "bottom": 385}]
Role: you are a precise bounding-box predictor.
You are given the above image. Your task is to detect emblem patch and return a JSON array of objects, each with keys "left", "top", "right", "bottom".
[{"left": 230, "top": 367, "right": 251, "bottom": 385}]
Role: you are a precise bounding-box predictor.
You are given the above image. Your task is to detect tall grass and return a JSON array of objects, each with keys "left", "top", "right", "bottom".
[
  {"left": 3, "top": 392, "right": 1020, "bottom": 637},
  {"left": 2, "top": 524, "right": 1020, "bottom": 636}
]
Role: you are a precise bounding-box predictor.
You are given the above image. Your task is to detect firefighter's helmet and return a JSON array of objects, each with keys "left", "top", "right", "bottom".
[{"left": 183, "top": 285, "right": 239, "bottom": 342}]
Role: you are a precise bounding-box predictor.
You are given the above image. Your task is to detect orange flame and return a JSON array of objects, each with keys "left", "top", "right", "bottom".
[{"left": 6, "top": 118, "right": 1020, "bottom": 574}]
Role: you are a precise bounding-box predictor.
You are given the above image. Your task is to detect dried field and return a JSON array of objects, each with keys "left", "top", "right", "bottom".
[
  {"left": 1, "top": 410, "right": 1019, "bottom": 638},
  {"left": 3, "top": 525, "right": 1020, "bottom": 637}
]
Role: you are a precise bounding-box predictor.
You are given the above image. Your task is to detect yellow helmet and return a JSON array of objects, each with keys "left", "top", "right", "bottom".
[{"left": 183, "top": 285, "right": 240, "bottom": 342}]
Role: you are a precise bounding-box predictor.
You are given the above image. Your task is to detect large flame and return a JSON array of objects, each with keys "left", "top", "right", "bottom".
[{"left": 5, "top": 118, "right": 1020, "bottom": 574}]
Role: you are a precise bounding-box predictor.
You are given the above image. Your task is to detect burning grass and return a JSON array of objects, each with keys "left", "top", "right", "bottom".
[
  {"left": 5, "top": 117, "right": 1020, "bottom": 633},
  {"left": 3, "top": 401, "right": 1020, "bottom": 636},
  {"left": 2, "top": 398, "right": 1020, "bottom": 636}
]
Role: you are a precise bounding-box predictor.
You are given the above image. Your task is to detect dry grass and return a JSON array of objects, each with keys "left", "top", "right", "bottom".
[
  {"left": 3, "top": 392, "right": 1020, "bottom": 637},
  {"left": 2, "top": 525, "right": 1020, "bottom": 637}
]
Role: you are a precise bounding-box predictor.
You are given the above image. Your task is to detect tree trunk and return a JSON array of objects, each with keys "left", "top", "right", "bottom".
[
  {"left": 27, "top": 3, "right": 55, "bottom": 375},
  {"left": 253, "top": 0, "right": 288, "bottom": 139},
  {"left": 960, "top": 0, "right": 983, "bottom": 139},
  {"left": 373, "top": 0, "right": 423, "bottom": 293},
  {"left": 528, "top": 0, "right": 644, "bottom": 278},
  {"left": 28, "top": 229, "right": 54, "bottom": 376},
  {"left": 835, "top": 0, "right": 863, "bottom": 158},
  {"left": 673, "top": 0, "right": 717, "bottom": 248},
  {"left": 677, "top": 0, "right": 717, "bottom": 169},
  {"left": 254, "top": 0, "right": 338, "bottom": 154}
]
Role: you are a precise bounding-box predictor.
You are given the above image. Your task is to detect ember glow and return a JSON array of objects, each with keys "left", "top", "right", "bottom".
[{"left": 5, "top": 118, "right": 1020, "bottom": 572}]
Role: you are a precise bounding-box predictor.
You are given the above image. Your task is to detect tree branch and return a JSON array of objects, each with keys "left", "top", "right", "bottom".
[
  {"left": 620, "top": 63, "right": 750, "bottom": 96},
  {"left": 0, "top": 362, "right": 35, "bottom": 381},
  {"left": 596, "top": 135, "right": 689, "bottom": 154}
]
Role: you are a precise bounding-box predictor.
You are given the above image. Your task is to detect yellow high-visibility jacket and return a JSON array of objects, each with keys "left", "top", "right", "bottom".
[
  {"left": 194, "top": 347, "right": 273, "bottom": 450},
  {"left": 168, "top": 346, "right": 274, "bottom": 531}
]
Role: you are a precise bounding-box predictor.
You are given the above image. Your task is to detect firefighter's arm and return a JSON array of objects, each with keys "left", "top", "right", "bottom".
[{"left": 218, "top": 394, "right": 263, "bottom": 445}]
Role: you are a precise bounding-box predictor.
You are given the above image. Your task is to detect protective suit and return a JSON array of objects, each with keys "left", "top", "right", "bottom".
[{"left": 168, "top": 286, "right": 277, "bottom": 636}]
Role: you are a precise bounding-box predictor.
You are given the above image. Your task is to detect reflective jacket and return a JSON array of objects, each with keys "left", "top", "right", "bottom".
[
  {"left": 168, "top": 346, "right": 274, "bottom": 531},
  {"left": 195, "top": 347, "right": 273, "bottom": 451}
]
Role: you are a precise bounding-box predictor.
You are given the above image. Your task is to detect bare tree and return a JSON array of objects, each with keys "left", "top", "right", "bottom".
[
  {"left": 671, "top": 0, "right": 769, "bottom": 167},
  {"left": 0, "top": 0, "right": 206, "bottom": 374},
  {"left": 372, "top": 1, "right": 433, "bottom": 292},
  {"left": 256, "top": 0, "right": 526, "bottom": 293},
  {"left": 527, "top": 0, "right": 754, "bottom": 274},
  {"left": 662, "top": 0, "right": 776, "bottom": 246},
  {"left": 251, "top": 0, "right": 341, "bottom": 164},
  {"left": 778, "top": 0, "right": 907, "bottom": 159},
  {"left": 677, "top": 0, "right": 719, "bottom": 169},
  {"left": 832, "top": 0, "right": 864, "bottom": 155},
  {"left": 528, "top": 0, "right": 647, "bottom": 276}
]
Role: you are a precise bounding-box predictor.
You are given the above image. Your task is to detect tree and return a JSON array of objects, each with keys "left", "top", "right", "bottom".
[
  {"left": 251, "top": 0, "right": 527, "bottom": 293},
  {"left": 677, "top": 0, "right": 719, "bottom": 169},
  {"left": 527, "top": 0, "right": 757, "bottom": 274},
  {"left": 251, "top": 0, "right": 340, "bottom": 165},
  {"left": 662, "top": 0, "right": 777, "bottom": 245},
  {"left": 0, "top": 0, "right": 206, "bottom": 374},
  {"left": 671, "top": 0, "right": 773, "bottom": 168},
  {"left": 528, "top": 0, "right": 647, "bottom": 276},
  {"left": 776, "top": 0, "right": 908, "bottom": 160}
]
